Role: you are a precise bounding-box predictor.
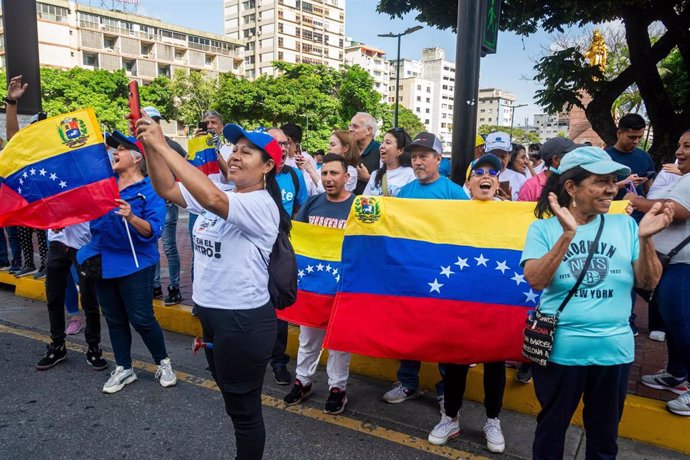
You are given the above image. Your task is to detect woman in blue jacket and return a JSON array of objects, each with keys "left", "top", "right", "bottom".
[{"left": 78, "top": 131, "right": 175, "bottom": 394}]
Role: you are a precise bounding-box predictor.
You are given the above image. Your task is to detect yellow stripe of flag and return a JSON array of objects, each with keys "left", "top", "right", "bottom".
[
  {"left": 0, "top": 108, "right": 104, "bottom": 178},
  {"left": 344, "top": 197, "right": 629, "bottom": 251},
  {"left": 291, "top": 221, "right": 343, "bottom": 262}
]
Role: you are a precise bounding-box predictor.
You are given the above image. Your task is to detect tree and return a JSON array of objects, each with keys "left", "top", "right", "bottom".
[
  {"left": 379, "top": 103, "right": 425, "bottom": 138},
  {"left": 170, "top": 69, "right": 219, "bottom": 126},
  {"left": 338, "top": 65, "right": 382, "bottom": 122},
  {"left": 377, "top": 0, "right": 690, "bottom": 163},
  {"left": 140, "top": 76, "right": 175, "bottom": 120},
  {"left": 478, "top": 125, "right": 540, "bottom": 146}
]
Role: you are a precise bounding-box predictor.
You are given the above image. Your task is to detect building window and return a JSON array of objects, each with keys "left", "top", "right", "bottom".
[
  {"left": 158, "top": 65, "right": 171, "bottom": 77},
  {"left": 205, "top": 55, "right": 214, "bottom": 66},
  {"left": 426, "top": 98, "right": 430, "bottom": 103},
  {"left": 416, "top": 108, "right": 421, "bottom": 113},
  {"left": 426, "top": 87, "right": 431, "bottom": 93},
  {"left": 425, "top": 119, "right": 430, "bottom": 124},
  {"left": 425, "top": 108, "right": 430, "bottom": 113},
  {"left": 416, "top": 96, "right": 421, "bottom": 102},
  {"left": 83, "top": 53, "right": 99, "bottom": 68},
  {"left": 37, "top": 3, "right": 69, "bottom": 22},
  {"left": 417, "top": 84, "right": 421, "bottom": 90},
  {"left": 141, "top": 44, "right": 152, "bottom": 56},
  {"left": 123, "top": 59, "right": 136, "bottom": 75},
  {"left": 104, "top": 36, "right": 116, "bottom": 50}
]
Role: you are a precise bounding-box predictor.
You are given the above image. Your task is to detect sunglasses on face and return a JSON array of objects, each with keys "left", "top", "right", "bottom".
[{"left": 472, "top": 168, "right": 499, "bottom": 177}]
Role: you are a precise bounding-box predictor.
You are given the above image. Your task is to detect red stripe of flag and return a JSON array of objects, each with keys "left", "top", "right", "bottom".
[{"left": 277, "top": 290, "right": 334, "bottom": 329}]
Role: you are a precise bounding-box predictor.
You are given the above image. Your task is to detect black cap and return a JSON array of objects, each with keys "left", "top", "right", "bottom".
[
  {"left": 540, "top": 137, "right": 578, "bottom": 162},
  {"left": 405, "top": 132, "right": 443, "bottom": 155}
]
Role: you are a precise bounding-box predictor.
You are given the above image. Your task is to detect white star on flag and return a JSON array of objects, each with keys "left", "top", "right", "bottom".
[
  {"left": 495, "top": 261, "right": 509, "bottom": 274},
  {"left": 305, "top": 265, "right": 314, "bottom": 274},
  {"left": 428, "top": 278, "right": 444, "bottom": 294},
  {"left": 454, "top": 257, "right": 469, "bottom": 270},
  {"left": 23, "top": 172, "right": 28, "bottom": 178},
  {"left": 332, "top": 268, "right": 338, "bottom": 276},
  {"left": 316, "top": 263, "right": 324, "bottom": 271},
  {"left": 30, "top": 168, "right": 36, "bottom": 175},
  {"left": 335, "top": 275, "right": 340, "bottom": 283},
  {"left": 325, "top": 265, "right": 332, "bottom": 273},
  {"left": 474, "top": 254, "right": 489, "bottom": 267},
  {"left": 511, "top": 272, "right": 526, "bottom": 285},
  {"left": 523, "top": 289, "right": 539, "bottom": 304},
  {"left": 439, "top": 266, "right": 454, "bottom": 278},
  {"left": 17, "top": 187, "right": 22, "bottom": 194},
  {"left": 49, "top": 173, "right": 57, "bottom": 181},
  {"left": 19, "top": 178, "right": 24, "bottom": 185},
  {"left": 39, "top": 168, "right": 47, "bottom": 176},
  {"left": 298, "top": 270, "right": 305, "bottom": 278},
  {"left": 59, "top": 180, "right": 67, "bottom": 188}
]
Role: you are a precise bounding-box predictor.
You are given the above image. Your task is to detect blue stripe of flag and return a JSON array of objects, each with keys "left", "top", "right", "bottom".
[{"left": 297, "top": 254, "right": 341, "bottom": 296}]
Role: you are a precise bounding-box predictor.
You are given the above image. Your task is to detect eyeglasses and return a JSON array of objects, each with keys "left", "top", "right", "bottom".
[
  {"left": 472, "top": 168, "right": 499, "bottom": 177},
  {"left": 277, "top": 141, "right": 289, "bottom": 148}
]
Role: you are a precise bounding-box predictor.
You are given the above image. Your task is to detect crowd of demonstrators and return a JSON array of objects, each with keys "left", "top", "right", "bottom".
[
  {"left": 281, "top": 122, "right": 321, "bottom": 196},
  {"left": 349, "top": 112, "right": 381, "bottom": 194},
  {"left": 138, "top": 114, "right": 288, "bottom": 460},
  {"left": 518, "top": 138, "right": 575, "bottom": 203},
  {"left": 78, "top": 131, "right": 176, "bottom": 394},
  {"left": 429, "top": 152, "right": 507, "bottom": 453},
  {"left": 143, "top": 106, "right": 186, "bottom": 307},
  {"left": 485, "top": 132, "right": 526, "bottom": 201},
  {"left": 522, "top": 147, "right": 672, "bottom": 458},
  {"left": 626, "top": 130, "right": 690, "bottom": 416},
  {"left": 284, "top": 154, "right": 356, "bottom": 414},
  {"left": 363, "top": 128, "right": 415, "bottom": 196},
  {"left": 528, "top": 143, "right": 545, "bottom": 176}
]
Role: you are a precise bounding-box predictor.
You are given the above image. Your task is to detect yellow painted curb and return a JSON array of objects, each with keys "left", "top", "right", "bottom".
[{"left": 2, "top": 275, "right": 688, "bottom": 454}]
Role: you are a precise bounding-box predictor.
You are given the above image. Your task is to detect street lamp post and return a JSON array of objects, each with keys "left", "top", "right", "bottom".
[
  {"left": 508, "top": 103, "right": 528, "bottom": 142},
  {"left": 378, "top": 25, "right": 423, "bottom": 128}
]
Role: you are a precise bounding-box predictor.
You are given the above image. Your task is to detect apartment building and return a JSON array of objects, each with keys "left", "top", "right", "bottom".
[
  {"left": 344, "top": 40, "right": 388, "bottom": 102},
  {"left": 388, "top": 77, "right": 434, "bottom": 131},
  {"left": 534, "top": 113, "right": 569, "bottom": 143},
  {"left": 224, "top": 0, "right": 345, "bottom": 79},
  {"left": 477, "top": 88, "right": 517, "bottom": 128},
  {"left": 0, "top": 0, "right": 246, "bottom": 82}
]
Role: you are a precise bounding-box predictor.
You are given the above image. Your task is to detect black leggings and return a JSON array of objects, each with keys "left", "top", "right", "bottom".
[
  {"left": 442, "top": 361, "right": 506, "bottom": 419},
  {"left": 18, "top": 227, "right": 47, "bottom": 269},
  {"left": 197, "top": 303, "right": 277, "bottom": 460}
]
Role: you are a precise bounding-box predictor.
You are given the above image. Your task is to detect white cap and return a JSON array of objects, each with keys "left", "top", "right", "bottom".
[{"left": 484, "top": 131, "right": 512, "bottom": 153}]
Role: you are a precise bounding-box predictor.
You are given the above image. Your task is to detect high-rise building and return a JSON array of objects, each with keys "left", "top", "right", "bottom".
[
  {"left": 224, "top": 0, "right": 346, "bottom": 79},
  {"left": 0, "top": 0, "right": 246, "bottom": 81},
  {"left": 388, "top": 77, "right": 434, "bottom": 130},
  {"left": 344, "top": 40, "right": 388, "bottom": 102},
  {"left": 477, "top": 88, "right": 517, "bottom": 128},
  {"left": 534, "top": 113, "right": 569, "bottom": 142}
]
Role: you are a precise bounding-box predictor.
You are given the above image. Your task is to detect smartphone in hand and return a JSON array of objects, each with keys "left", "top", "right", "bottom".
[
  {"left": 127, "top": 81, "right": 141, "bottom": 133},
  {"left": 198, "top": 121, "right": 209, "bottom": 133}
]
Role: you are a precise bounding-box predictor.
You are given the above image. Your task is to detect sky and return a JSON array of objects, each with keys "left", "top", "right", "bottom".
[{"left": 103, "top": 0, "right": 569, "bottom": 125}]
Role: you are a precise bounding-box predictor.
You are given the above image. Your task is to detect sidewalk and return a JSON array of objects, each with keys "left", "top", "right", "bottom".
[{"left": 0, "top": 291, "right": 686, "bottom": 459}]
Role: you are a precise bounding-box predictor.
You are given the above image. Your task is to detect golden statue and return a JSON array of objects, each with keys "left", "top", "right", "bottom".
[{"left": 584, "top": 30, "right": 608, "bottom": 71}]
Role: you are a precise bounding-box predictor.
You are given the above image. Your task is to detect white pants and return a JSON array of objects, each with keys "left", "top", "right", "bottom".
[{"left": 295, "top": 325, "right": 351, "bottom": 390}]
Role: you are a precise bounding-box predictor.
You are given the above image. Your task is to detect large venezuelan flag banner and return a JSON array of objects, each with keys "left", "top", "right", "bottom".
[
  {"left": 187, "top": 135, "right": 220, "bottom": 176},
  {"left": 278, "top": 221, "right": 344, "bottom": 329},
  {"left": 0, "top": 109, "right": 118, "bottom": 229},
  {"left": 323, "top": 197, "right": 531, "bottom": 364}
]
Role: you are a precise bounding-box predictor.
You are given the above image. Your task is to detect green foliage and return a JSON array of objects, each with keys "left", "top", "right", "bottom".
[
  {"left": 140, "top": 76, "right": 175, "bottom": 120},
  {"left": 338, "top": 65, "right": 382, "bottom": 122},
  {"left": 170, "top": 69, "right": 219, "bottom": 126},
  {"left": 478, "top": 125, "right": 540, "bottom": 145},
  {"left": 378, "top": 103, "right": 425, "bottom": 138}
]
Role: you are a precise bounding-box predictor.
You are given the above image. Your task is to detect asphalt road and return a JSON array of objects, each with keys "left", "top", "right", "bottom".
[{"left": 0, "top": 291, "right": 686, "bottom": 459}]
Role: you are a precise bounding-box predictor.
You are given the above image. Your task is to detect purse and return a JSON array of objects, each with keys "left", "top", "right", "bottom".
[
  {"left": 522, "top": 215, "right": 605, "bottom": 367},
  {"left": 656, "top": 234, "right": 690, "bottom": 269},
  {"left": 78, "top": 254, "right": 102, "bottom": 281}
]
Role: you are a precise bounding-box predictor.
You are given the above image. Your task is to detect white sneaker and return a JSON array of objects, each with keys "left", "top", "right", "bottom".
[
  {"left": 483, "top": 418, "right": 505, "bottom": 453},
  {"left": 428, "top": 414, "right": 460, "bottom": 445},
  {"left": 649, "top": 330, "right": 666, "bottom": 342},
  {"left": 667, "top": 391, "right": 690, "bottom": 416},
  {"left": 103, "top": 366, "right": 137, "bottom": 394},
  {"left": 382, "top": 383, "right": 420, "bottom": 403},
  {"left": 155, "top": 358, "right": 177, "bottom": 388}
]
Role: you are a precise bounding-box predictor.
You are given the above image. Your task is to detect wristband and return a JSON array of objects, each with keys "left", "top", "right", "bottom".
[{"left": 4, "top": 97, "right": 17, "bottom": 105}]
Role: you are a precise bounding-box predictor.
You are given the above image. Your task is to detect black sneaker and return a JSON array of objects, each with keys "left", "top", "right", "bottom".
[
  {"left": 283, "top": 379, "right": 312, "bottom": 405},
  {"left": 164, "top": 286, "right": 182, "bottom": 306},
  {"left": 15, "top": 265, "right": 37, "bottom": 278},
  {"left": 515, "top": 363, "right": 533, "bottom": 384},
  {"left": 9, "top": 264, "right": 22, "bottom": 274},
  {"left": 324, "top": 387, "right": 348, "bottom": 415},
  {"left": 86, "top": 346, "right": 108, "bottom": 371},
  {"left": 273, "top": 365, "right": 292, "bottom": 385},
  {"left": 36, "top": 343, "right": 67, "bottom": 370},
  {"left": 0, "top": 263, "right": 11, "bottom": 271},
  {"left": 153, "top": 286, "right": 163, "bottom": 299},
  {"left": 32, "top": 267, "right": 47, "bottom": 279}
]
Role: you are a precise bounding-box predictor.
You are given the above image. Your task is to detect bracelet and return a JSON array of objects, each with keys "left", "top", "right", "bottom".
[{"left": 4, "top": 97, "right": 17, "bottom": 105}]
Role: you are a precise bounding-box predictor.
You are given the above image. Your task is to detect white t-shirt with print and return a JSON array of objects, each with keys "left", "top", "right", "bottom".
[
  {"left": 179, "top": 183, "right": 279, "bottom": 310},
  {"left": 363, "top": 166, "right": 416, "bottom": 196}
]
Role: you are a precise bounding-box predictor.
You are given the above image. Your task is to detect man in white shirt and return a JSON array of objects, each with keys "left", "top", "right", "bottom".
[{"left": 485, "top": 131, "right": 526, "bottom": 201}]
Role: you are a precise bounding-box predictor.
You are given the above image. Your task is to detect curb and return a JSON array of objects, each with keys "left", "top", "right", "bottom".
[{"left": 2, "top": 273, "right": 688, "bottom": 454}]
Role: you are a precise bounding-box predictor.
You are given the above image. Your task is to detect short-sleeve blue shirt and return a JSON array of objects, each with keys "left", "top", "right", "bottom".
[
  {"left": 520, "top": 214, "right": 639, "bottom": 366},
  {"left": 276, "top": 166, "right": 308, "bottom": 216},
  {"left": 397, "top": 176, "right": 469, "bottom": 200}
]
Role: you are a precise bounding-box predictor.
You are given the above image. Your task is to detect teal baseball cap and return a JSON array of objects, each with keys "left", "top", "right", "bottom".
[{"left": 558, "top": 146, "right": 631, "bottom": 176}]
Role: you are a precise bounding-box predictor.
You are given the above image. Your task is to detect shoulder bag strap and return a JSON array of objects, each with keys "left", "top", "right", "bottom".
[
  {"left": 555, "top": 214, "right": 606, "bottom": 316},
  {"left": 381, "top": 172, "right": 390, "bottom": 197},
  {"left": 667, "top": 234, "right": 690, "bottom": 259}
]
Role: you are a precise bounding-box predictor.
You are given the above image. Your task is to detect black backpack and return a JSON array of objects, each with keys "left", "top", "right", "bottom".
[{"left": 259, "top": 231, "right": 298, "bottom": 310}]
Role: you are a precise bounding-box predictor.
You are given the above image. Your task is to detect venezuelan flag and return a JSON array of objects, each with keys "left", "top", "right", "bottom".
[
  {"left": 187, "top": 135, "right": 220, "bottom": 176},
  {"left": 323, "top": 197, "right": 626, "bottom": 364},
  {"left": 0, "top": 109, "right": 118, "bottom": 230},
  {"left": 277, "top": 221, "right": 344, "bottom": 329}
]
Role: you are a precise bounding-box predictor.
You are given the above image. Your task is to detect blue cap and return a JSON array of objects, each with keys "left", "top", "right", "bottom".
[
  {"left": 142, "top": 106, "right": 162, "bottom": 120},
  {"left": 105, "top": 130, "right": 143, "bottom": 154},
  {"left": 471, "top": 153, "right": 503, "bottom": 173},
  {"left": 222, "top": 124, "right": 282, "bottom": 170},
  {"left": 558, "top": 146, "right": 630, "bottom": 176}
]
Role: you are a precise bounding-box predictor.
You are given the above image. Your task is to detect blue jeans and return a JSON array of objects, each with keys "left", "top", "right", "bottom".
[
  {"left": 397, "top": 360, "right": 445, "bottom": 395},
  {"left": 0, "top": 227, "right": 21, "bottom": 266},
  {"left": 656, "top": 263, "right": 690, "bottom": 380},
  {"left": 95, "top": 265, "right": 168, "bottom": 368},
  {"left": 154, "top": 203, "right": 180, "bottom": 289}
]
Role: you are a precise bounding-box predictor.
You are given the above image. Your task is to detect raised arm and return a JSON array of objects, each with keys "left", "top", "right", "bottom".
[{"left": 5, "top": 76, "right": 28, "bottom": 141}]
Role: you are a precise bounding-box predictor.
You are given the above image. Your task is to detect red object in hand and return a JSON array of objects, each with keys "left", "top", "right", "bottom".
[
  {"left": 192, "top": 337, "right": 213, "bottom": 355},
  {"left": 127, "top": 81, "right": 141, "bottom": 134}
]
